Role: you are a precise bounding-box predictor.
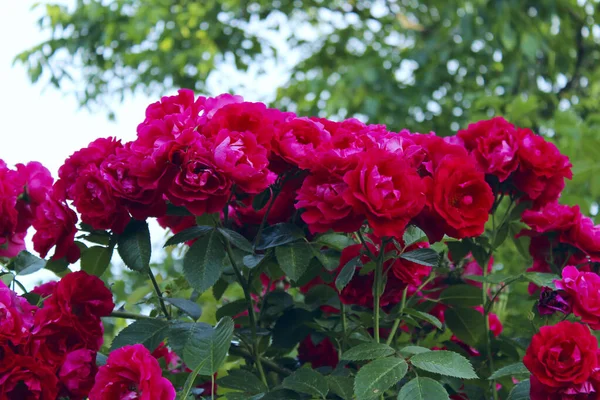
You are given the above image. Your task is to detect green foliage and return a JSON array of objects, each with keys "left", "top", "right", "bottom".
[
  {"left": 274, "top": 242, "right": 314, "bottom": 282},
  {"left": 81, "top": 246, "right": 113, "bottom": 277},
  {"left": 182, "top": 229, "right": 226, "bottom": 293},
  {"left": 354, "top": 357, "right": 408, "bottom": 400},
  {"left": 489, "top": 362, "right": 530, "bottom": 380},
  {"left": 341, "top": 342, "right": 396, "bottom": 361},
  {"left": 507, "top": 379, "right": 531, "bottom": 400},
  {"left": 397, "top": 377, "right": 450, "bottom": 400},
  {"left": 399, "top": 248, "right": 440, "bottom": 267},
  {"left": 218, "top": 369, "right": 268, "bottom": 395},
  {"left": 7, "top": 251, "right": 46, "bottom": 276},
  {"left": 117, "top": 219, "right": 151, "bottom": 272},
  {"left": 110, "top": 319, "right": 169, "bottom": 352},
  {"left": 410, "top": 350, "right": 478, "bottom": 379},
  {"left": 282, "top": 367, "right": 330, "bottom": 398}
]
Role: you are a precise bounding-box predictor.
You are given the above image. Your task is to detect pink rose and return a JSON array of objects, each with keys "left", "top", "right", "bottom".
[
  {"left": 0, "top": 231, "right": 26, "bottom": 258},
  {"left": 567, "top": 216, "right": 600, "bottom": 262},
  {"left": 45, "top": 271, "right": 114, "bottom": 319},
  {"left": 457, "top": 117, "right": 519, "bottom": 181},
  {"left": 295, "top": 173, "right": 363, "bottom": 234},
  {"left": 343, "top": 148, "right": 425, "bottom": 238},
  {"left": 273, "top": 117, "right": 332, "bottom": 169},
  {"left": 556, "top": 266, "right": 600, "bottom": 330},
  {"left": 59, "top": 349, "right": 97, "bottom": 400},
  {"left": 0, "top": 281, "right": 37, "bottom": 346},
  {"left": 89, "top": 344, "right": 176, "bottom": 400}
]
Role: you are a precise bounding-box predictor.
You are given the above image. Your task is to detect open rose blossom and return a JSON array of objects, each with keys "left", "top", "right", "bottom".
[
  {"left": 298, "top": 335, "right": 339, "bottom": 369},
  {"left": 89, "top": 344, "right": 176, "bottom": 400},
  {"left": 555, "top": 266, "right": 600, "bottom": 329},
  {"left": 0, "top": 351, "right": 59, "bottom": 400},
  {"left": 524, "top": 321, "right": 598, "bottom": 390}
]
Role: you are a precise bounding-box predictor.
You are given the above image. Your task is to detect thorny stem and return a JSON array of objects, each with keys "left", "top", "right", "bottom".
[{"left": 148, "top": 268, "right": 171, "bottom": 320}]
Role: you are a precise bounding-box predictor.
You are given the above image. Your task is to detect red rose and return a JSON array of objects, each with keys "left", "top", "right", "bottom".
[
  {"left": 58, "top": 349, "right": 97, "bottom": 400},
  {"left": 406, "top": 133, "right": 469, "bottom": 176},
  {"left": 0, "top": 160, "right": 21, "bottom": 237},
  {"left": 296, "top": 173, "right": 363, "bottom": 234},
  {"left": 523, "top": 321, "right": 598, "bottom": 388},
  {"left": 0, "top": 281, "right": 37, "bottom": 346},
  {"left": 0, "top": 232, "right": 26, "bottom": 258},
  {"left": 514, "top": 128, "right": 572, "bottom": 207},
  {"left": 521, "top": 202, "right": 580, "bottom": 237},
  {"left": 530, "top": 374, "right": 597, "bottom": 400},
  {"left": 152, "top": 343, "right": 182, "bottom": 372},
  {"left": 457, "top": 117, "right": 520, "bottom": 182},
  {"left": 421, "top": 155, "right": 494, "bottom": 240},
  {"left": 311, "top": 119, "right": 366, "bottom": 175},
  {"left": 556, "top": 267, "right": 600, "bottom": 330},
  {"left": 567, "top": 216, "right": 600, "bottom": 262},
  {"left": 212, "top": 129, "right": 275, "bottom": 194},
  {"left": 343, "top": 148, "right": 425, "bottom": 238},
  {"left": 0, "top": 352, "right": 59, "bottom": 400},
  {"left": 143, "top": 89, "right": 199, "bottom": 122},
  {"left": 32, "top": 184, "right": 80, "bottom": 263},
  {"left": 31, "top": 281, "right": 57, "bottom": 298},
  {"left": 14, "top": 161, "right": 54, "bottom": 231},
  {"left": 273, "top": 117, "right": 332, "bottom": 169},
  {"left": 89, "top": 344, "right": 176, "bottom": 400},
  {"left": 298, "top": 335, "right": 339, "bottom": 369},
  {"left": 45, "top": 271, "right": 115, "bottom": 319}
]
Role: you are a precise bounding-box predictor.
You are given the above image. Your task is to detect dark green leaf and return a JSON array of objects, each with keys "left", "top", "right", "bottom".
[
  {"left": 489, "top": 362, "right": 529, "bottom": 380},
  {"left": 444, "top": 307, "right": 485, "bottom": 346},
  {"left": 183, "top": 230, "right": 226, "bottom": 293},
  {"left": 315, "top": 233, "right": 356, "bottom": 251},
  {"left": 243, "top": 254, "right": 265, "bottom": 269},
  {"left": 252, "top": 188, "right": 271, "bottom": 211},
  {"left": 216, "top": 299, "right": 248, "bottom": 321},
  {"left": 523, "top": 272, "right": 559, "bottom": 289},
  {"left": 275, "top": 242, "right": 314, "bottom": 282},
  {"left": 45, "top": 258, "right": 70, "bottom": 274},
  {"left": 110, "top": 319, "right": 169, "bottom": 352},
  {"left": 354, "top": 357, "right": 408, "bottom": 400},
  {"left": 11, "top": 251, "right": 46, "bottom": 276},
  {"left": 166, "top": 203, "right": 193, "bottom": 216},
  {"left": 402, "top": 309, "right": 442, "bottom": 329},
  {"left": 164, "top": 297, "right": 202, "bottom": 320},
  {"left": 397, "top": 377, "right": 450, "bottom": 400},
  {"left": 410, "top": 350, "right": 478, "bottom": 379},
  {"left": 398, "top": 346, "right": 431, "bottom": 357},
  {"left": 117, "top": 219, "right": 151, "bottom": 272},
  {"left": 218, "top": 369, "right": 268, "bottom": 395},
  {"left": 256, "top": 223, "right": 304, "bottom": 250},
  {"left": 81, "top": 246, "right": 113, "bottom": 277},
  {"left": 282, "top": 367, "right": 329, "bottom": 398},
  {"left": 507, "top": 379, "right": 530, "bottom": 400},
  {"left": 403, "top": 226, "right": 428, "bottom": 247},
  {"left": 440, "top": 285, "right": 483, "bottom": 307},
  {"left": 492, "top": 222, "right": 510, "bottom": 249},
  {"left": 96, "top": 352, "right": 108, "bottom": 367},
  {"left": 314, "top": 247, "right": 341, "bottom": 271},
  {"left": 336, "top": 256, "right": 361, "bottom": 291},
  {"left": 218, "top": 228, "right": 253, "bottom": 253},
  {"left": 271, "top": 308, "right": 313, "bottom": 350},
  {"left": 446, "top": 241, "right": 470, "bottom": 262},
  {"left": 400, "top": 248, "right": 439, "bottom": 267},
  {"left": 342, "top": 342, "right": 396, "bottom": 361},
  {"left": 164, "top": 226, "right": 213, "bottom": 247},
  {"left": 212, "top": 278, "right": 228, "bottom": 301},
  {"left": 328, "top": 375, "right": 354, "bottom": 400}
]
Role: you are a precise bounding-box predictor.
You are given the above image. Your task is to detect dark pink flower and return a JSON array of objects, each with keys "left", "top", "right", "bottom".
[
  {"left": 0, "top": 351, "right": 59, "bottom": 400},
  {"left": 0, "top": 280, "right": 37, "bottom": 346},
  {"left": 58, "top": 349, "right": 98, "bottom": 400},
  {"left": 298, "top": 335, "right": 339, "bottom": 369},
  {"left": 556, "top": 266, "right": 600, "bottom": 330},
  {"left": 273, "top": 117, "right": 332, "bottom": 169}
]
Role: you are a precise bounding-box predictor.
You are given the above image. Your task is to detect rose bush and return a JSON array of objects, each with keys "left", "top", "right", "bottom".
[{"left": 0, "top": 89, "right": 599, "bottom": 399}]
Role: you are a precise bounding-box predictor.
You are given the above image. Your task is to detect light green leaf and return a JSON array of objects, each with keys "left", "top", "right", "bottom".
[
  {"left": 336, "top": 256, "right": 361, "bottom": 291},
  {"left": 316, "top": 233, "right": 356, "bottom": 251},
  {"left": 11, "top": 251, "right": 46, "bottom": 276},
  {"left": 397, "top": 377, "right": 450, "bottom": 400},
  {"left": 342, "top": 342, "right": 396, "bottom": 361},
  {"left": 410, "top": 350, "right": 478, "bottom": 379},
  {"left": 282, "top": 367, "right": 329, "bottom": 398},
  {"left": 402, "top": 309, "right": 442, "bottom": 329},
  {"left": 117, "top": 219, "right": 151, "bottom": 271},
  {"left": 523, "top": 272, "right": 559, "bottom": 289},
  {"left": 489, "top": 362, "right": 529, "bottom": 380},
  {"left": 402, "top": 226, "right": 428, "bottom": 247},
  {"left": 110, "top": 319, "right": 169, "bottom": 352},
  {"left": 398, "top": 346, "right": 431, "bottom": 357},
  {"left": 183, "top": 230, "right": 226, "bottom": 293},
  {"left": 275, "top": 242, "right": 314, "bottom": 282},
  {"left": 354, "top": 357, "right": 408, "bottom": 400},
  {"left": 507, "top": 379, "right": 530, "bottom": 400}
]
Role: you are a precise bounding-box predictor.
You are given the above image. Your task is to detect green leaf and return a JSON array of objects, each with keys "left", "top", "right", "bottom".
[
  {"left": 342, "top": 342, "right": 396, "bottom": 361},
  {"left": 282, "top": 367, "right": 329, "bottom": 398},
  {"left": 256, "top": 223, "right": 304, "bottom": 250},
  {"left": 439, "top": 285, "right": 483, "bottom": 307},
  {"left": 212, "top": 278, "right": 228, "bottom": 301},
  {"left": 166, "top": 203, "right": 193, "bottom": 216},
  {"left": 164, "top": 297, "right": 202, "bottom": 320},
  {"left": 110, "top": 319, "right": 169, "bottom": 352},
  {"left": 410, "top": 350, "right": 478, "bottom": 379},
  {"left": 328, "top": 375, "right": 354, "bottom": 400},
  {"left": 400, "top": 248, "right": 439, "bottom": 267},
  {"left": 397, "top": 377, "right": 450, "bottom": 400},
  {"left": 402, "top": 309, "right": 442, "bottom": 329},
  {"left": 313, "top": 247, "right": 341, "bottom": 271},
  {"left": 173, "top": 317, "right": 234, "bottom": 374},
  {"left": 523, "top": 272, "right": 559, "bottom": 289},
  {"left": 252, "top": 188, "right": 271, "bottom": 210},
  {"left": 444, "top": 307, "right": 485, "bottom": 346},
  {"left": 446, "top": 241, "right": 470, "bottom": 262},
  {"left": 275, "top": 242, "right": 314, "bottom": 282},
  {"left": 164, "top": 226, "right": 213, "bottom": 247},
  {"left": 45, "top": 258, "right": 70, "bottom": 274},
  {"left": 216, "top": 299, "right": 248, "bottom": 321},
  {"left": 402, "top": 226, "right": 428, "bottom": 247},
  {"left": 96, "top": 352, "right": 108, "bottom": 367},
  {"left": 316, "top": 233, "right": 356, "bottom": 251},
  {"left": 218, "top": 228, "right": 253, "bottom": 253},
  {"left": 507, "top": 379, "right": 530, "bottom": 400},
  {"left": 354, "top": 357, "right": 408, "bottom": 400},
  {"left": 81, "top": 246, "right": 113, "bottom": 277},
  {"left": 243, "top": 254, "right": 265, "bottom": 269},
  {"left": 489, "top": 362, "right": 529, "bottom": 380},
  {"left": 398, "top": 346, "right": 431, "bottom": 357},
  {"left": 11, "top": 251, "right": 46, "bottom": 276},
  {"left": 218, "top": 369, "right": 268, "bottom": 395},
  {"left": 463, "top": 274, "right": 514, "bottom": 284},
  {"left": 183, "top": 230, "right": 226, "bottom": 293},
  {"left": 167, "top": 321, "right": 211, "bottom": 359},
  {"left": 336, "top": 256, "right": 361, "bottom": 291},
  {"left": 117, "top": 219, "right": 151, "bottom": 272},
  {"left": 0, "top": 273, "right": 14, "bottom": 287}
]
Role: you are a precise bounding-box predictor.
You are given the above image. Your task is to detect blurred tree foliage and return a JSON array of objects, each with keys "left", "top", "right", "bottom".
[{"left": 17, "top": 1, "right": 600, "bottom": 217}]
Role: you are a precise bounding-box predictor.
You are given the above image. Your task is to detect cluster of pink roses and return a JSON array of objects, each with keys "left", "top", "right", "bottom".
[{"left": 0, "top": 271, "right": 113, "bottom": 398}]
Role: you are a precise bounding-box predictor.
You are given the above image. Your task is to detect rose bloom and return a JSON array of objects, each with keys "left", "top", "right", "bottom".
[
  {"left": 555, "top": 266, "right": 600, "bottom": 330},
  {"left": 405, "top": 133, "right": 469, "bottom": 177},
  {"left": 529, "top": 374, "right": 598, "bottom": 400},
  {"left": 343, "top": 148, "right": 426, "bottom": 238},
  {"left": 14, "top": 161, "right": 54, "bottom": 231},
  {"left": 567, "top": 215, "right": 600, "bottom": 262},
  {"left": 32, "top": 183, "right": 81, "bottom": 263},
  {"left": 0, "top": 232, "right": 26, "bottom": 258},
  {"left": 298, "top": 335, "right": 339, "bottom": 369},
  {"left": 0, "top": 351, "right": 59, "bottom": 400},
  {"left": 273, "top": 117, "right": 332, "bottom": 169},
  {"left": 513, "top": 128, "right": 572, "bottom": 207},
  {"left": 419, "top": 155, "right": 494, "bottom": 241},
  {"left": 89, "top": 344, "right": 176, "bottom": 400},
  {"left": 58, "top": 349, "right": 98, "bottom": 400},
  {"left": 0, "top": 281, "right": 37, "bottom": 346},
  {"left": 296, "top": 173, "right": 364, "bottom": 234},
  {"left": 523, "top": 321, "right": 598, "bottom": 389},
  {"left": 457, "top": 117, "right": 520, "bottom": 182}
]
